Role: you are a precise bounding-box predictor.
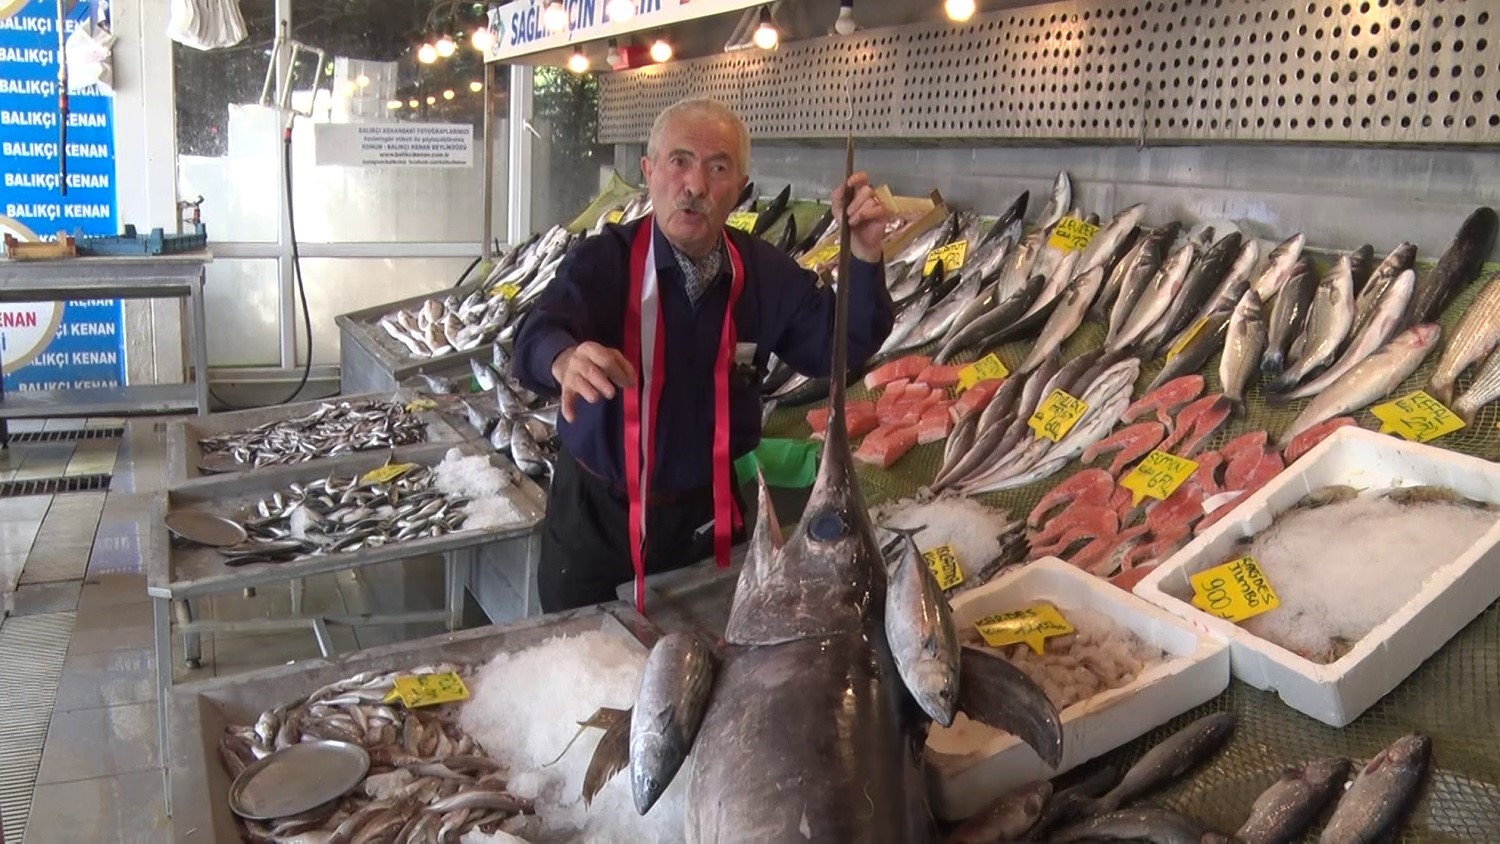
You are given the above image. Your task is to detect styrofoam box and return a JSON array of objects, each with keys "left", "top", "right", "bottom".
[
  {"left": 1134, "top": 424, "right": 1500, "bottom": 728},
  {"left": 924, "top": 557, "right": 1230, "bottom": 822}
]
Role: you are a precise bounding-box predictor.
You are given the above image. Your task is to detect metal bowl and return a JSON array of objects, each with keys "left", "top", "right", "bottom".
[
  {"left": 228, "top": 739, "right": 371, "bottom": 820},
  {"left": 164, "top": 511, "right": 248, "bottom": 547}
]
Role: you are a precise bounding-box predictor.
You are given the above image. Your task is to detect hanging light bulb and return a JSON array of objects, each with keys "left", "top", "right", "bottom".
[
  {"left": 469, "top": 80, "right": 484, "bottom": 92},
  {"left": 944, "top": 0, "right": 976, "bottom": 22},
  {"left": 442, "top": 88, "right": 456, "bottom": 100},
  {"left": 567, "top": 47, "right": 590, "bottom": 74},
  {"left": 408, "top": 98, "right": 419, "bottom": 107},
  {"left": 752, "top": 7, "right": 779, "bottom": 50},
  {"left": 834, "top": 0, "right": 857, "bottom": 35},
  {"left": 471, "top": 26, "right": 495, "bottom": 52},
  {"left": 605, "top": 0, "right": 635, "bottom": 23},
  {"left": 426, "top": 95, "right": 437, "bottom": 105},
  {"left": 435, "top": 35, "right": 457, "bottom": 57},
  {"left": 356, "top": 73, "right": 371, "bottom": 88},
  {"left": 387, "top": 99, "right": 403, "bottom": 109},
  {"left": 418, "top": 43, "right": 438, "bottom": 63},
  {"left": 543, "top": 1, "right": 569, "bottom": 32},
  {"left": 650, "top": 34, "right": 673, "bottom": 63},
  {"left": 606, "top": 38, "right": 627, "bottom": 70}
]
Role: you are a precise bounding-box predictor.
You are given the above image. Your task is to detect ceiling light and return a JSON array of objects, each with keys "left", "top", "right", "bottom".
[
  {"left": 471, "top": 27, "right": 495, "bottom": 52},
  {"left": 418, "top": 43, "right": 438, "bottom": 63},
  {"left": 356, "top": 73, "right": 370, "bottom": 88},
  {"left": 469, "top": 80, "right": 484, "bottom": 92},
  {"left": 567, "top": 47, "right": 590, "bottom": 74},
  {"left": 442, "top": 88, "right": 455, "bottom": 100},
  {"left": 386, "top": 99, "right": 402, "bottom": 109},
  {"left": 650, "top": 35, "right": 673, "bottom": 63},
  {"left": 834, "top": 0, "right": 857, "bottom": 35},
  {"left": 426, "top": 95, "right": 437, "bottom": 105},
  {"left": 606, "top": 38, "right": 627, "bottom": 70},
  {"left": 435, "top": 35, "right": 457, "bottom": 57},
  {"left": 752, "top": 7, "right": 779, "bottom": 50},
  {"left": 605, "top": 0, "right": 635, "bottom": 23},
  {"left": 945, "top": 0, "right": 976, "bottom": 22},
  {"left": 408, "top": 98, "right": 419, "bottom": 107},
  {"left": 543, "top": 1, "right": 569, "bottom": 32}
]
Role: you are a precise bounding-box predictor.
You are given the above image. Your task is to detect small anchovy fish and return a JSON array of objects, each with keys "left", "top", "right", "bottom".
[{"left": 197, "top": 400, "right": 429, "bottom": 469}]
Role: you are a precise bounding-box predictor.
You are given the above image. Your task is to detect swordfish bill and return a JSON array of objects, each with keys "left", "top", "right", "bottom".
[{"left": 599, "top": 128, "right": 1064, "bottom": 843}]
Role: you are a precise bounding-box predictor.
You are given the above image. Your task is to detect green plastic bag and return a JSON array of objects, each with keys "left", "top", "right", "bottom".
[{"left": 734, "top": 438, "right": 820, "bottom": 489}]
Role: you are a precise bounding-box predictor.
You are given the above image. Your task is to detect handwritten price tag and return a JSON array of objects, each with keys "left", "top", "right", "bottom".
[
  {"left": 727, "top": 211, "right": 760, "bottom": 233},
  {"left": 1190, "top": 557, "right": 1280, "bottom": 623},
  {"left": 491, "top": 282, "right": 521, "bottom": 300},
  {"left": 1121, "top": 450, "right": 1200, "bottom": 505},
  {"left": 924, "top": 239, "right": 969, "bottom": 275},
  {"left": 387, "top": 672, "right": 470, "bottom": 708},
  {"left": 1371, "top": 390, "right": 1466, "bottom": 443},
  {"left": 1047, "top": 218, "right": 1101, "bottom": 252},
  {"left": 958, "top": 353, "right": 1010, "bottom": 392},
  {"left": 800, "top": 242, "right": 841, "bottom": 269},
  {"left": 360, "top": 462, "right": 418, "bottom": 485},
  {"left": 606, "top": 209, "right": 624, "bottom": 224},
  {"left": 922, "top": 544, "right": 965, "bottom": 591},
  {"left": 1028, "top": 389, "right": 1090, "bottom": 443},
  {"left": 403, "top": 398, "right": 438, "bottom": 412},
  {"left": 975, "top": 603, "right": 1075, "bottom": 654}
]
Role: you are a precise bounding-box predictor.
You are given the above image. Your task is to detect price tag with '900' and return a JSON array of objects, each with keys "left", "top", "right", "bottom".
[{"left": 1190, "top": 557, "right": 1280, "bottom": 624}]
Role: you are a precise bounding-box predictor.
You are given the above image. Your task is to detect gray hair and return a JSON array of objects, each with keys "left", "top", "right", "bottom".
[{"left": 646, "top": 97, "right": 751, "bottom": 177}]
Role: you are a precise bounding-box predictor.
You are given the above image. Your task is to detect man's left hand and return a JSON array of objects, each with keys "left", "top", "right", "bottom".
[{"left": 833, "top": 172, "right": 893, "bottom": 265}]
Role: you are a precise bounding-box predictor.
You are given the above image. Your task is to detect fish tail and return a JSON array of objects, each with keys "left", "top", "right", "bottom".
[{"left": 1427, "top": 378, "right": 1454, "bottom": 408}]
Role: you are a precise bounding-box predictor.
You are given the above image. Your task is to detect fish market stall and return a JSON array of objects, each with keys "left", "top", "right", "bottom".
[
  {"left": 165, "top": 601, "right": 659, "bottom": 840},
  {"left": 164, "top": 390, "right": 474, "bottom": 485}
]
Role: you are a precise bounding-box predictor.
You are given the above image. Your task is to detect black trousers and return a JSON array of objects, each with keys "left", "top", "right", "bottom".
[{"left": 537, "top": 444, "right": 747, "bottom": 613}]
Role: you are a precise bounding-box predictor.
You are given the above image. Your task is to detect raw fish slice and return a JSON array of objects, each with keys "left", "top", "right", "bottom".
[
  {"left": 1082, "top": 422, "right": 1167, "bottom": 478},
  {"left": 1145, "top": 477, "right": 1207, "bottom": 534},
  {"left": 1219, "top": 430, "right": 1269, "bottom": 461},
  {"left": 1224, "top": 447, "right": 1285, "bottom": 493},
  {"left": 1108, "top": 563, "right": 1159, "bottom": 592},
  {"left": 1123, "top": 522, "right": 1193, "bottom": 569},
  {"left": 1066, "top": 532, "right": 1128, "bottom": 573},
  {"left": 1161, "top": 394, "right": 1231, "bottom": 455},
  {"left": 1190, "top": 451, "right": 1226, "bottom": 497},
  {"left": 1121, "top": 374, "right": 1205, "bottom": 429},
  {"left": 1281, "top": 416, "right": 1357, "bottom": 464},
  {"left": 1027, "top": 469, "right": 1116, "bottom": 530},
  {"left": 1086, "top": 523, "right": 1154, "bottom": 576},
  {"left": 1029, "top": 505, "right": 1119, "bottom": 551},
  {"left": 1032, "top": 521, "right": 1120, "bottom": 560}
]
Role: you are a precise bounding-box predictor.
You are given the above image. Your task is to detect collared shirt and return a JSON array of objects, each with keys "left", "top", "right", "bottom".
[
  {"left": 670, "top": 236, "right": 726, "bottom": 306},
  {"left": 511, "top": 218, "right": 895, "bottom": 494}
]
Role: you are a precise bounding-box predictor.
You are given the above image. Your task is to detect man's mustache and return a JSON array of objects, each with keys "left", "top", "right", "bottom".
[{"left": 675, "top": 198, "right": 709, "bottom": 214}]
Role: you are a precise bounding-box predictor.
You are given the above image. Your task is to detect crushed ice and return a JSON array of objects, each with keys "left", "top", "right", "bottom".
[{"left": 435, "top": 447, "right": 525, "bottom": 530}]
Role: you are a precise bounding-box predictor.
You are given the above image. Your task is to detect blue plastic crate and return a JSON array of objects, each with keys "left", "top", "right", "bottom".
[{"left": 74, "top": 223, "right": 208, "bottom": 256}]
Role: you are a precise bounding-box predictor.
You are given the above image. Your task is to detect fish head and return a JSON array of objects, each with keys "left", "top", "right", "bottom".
[
  {"left": 910, "top": 656, "right": 959, "bottom": 727},
  {"left": 1401, "top": 322, "right": 1443, "bottom": 350},
  {"left": 1371, "top": 733, "right": 1432, "bottom": 773},
  {"left": 1237, "top": 288, "right": 1264, "bottom": 321}
]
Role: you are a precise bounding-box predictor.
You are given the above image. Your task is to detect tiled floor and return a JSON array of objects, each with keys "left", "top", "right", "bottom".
[{"left": 0, "top": 417, "right": 453, "bottom": 843}]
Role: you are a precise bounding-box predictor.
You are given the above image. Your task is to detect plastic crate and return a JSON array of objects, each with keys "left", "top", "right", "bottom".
[{"left": 74, "top": 223, "right": 208, "bottom": 256}]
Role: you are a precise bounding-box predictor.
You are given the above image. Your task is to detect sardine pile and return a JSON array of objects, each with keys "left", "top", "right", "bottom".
[
  {"left": 220, "top": 663, "right": 538, "bottom": 843},
  {"left": 466, "top": 344, "right": 559, "bottom": 480},
  {"left": 218, "top": 465, "right": 486, "bottom": 565},
  {"left": 198, "top": 400, "right": 431, "bottom": 469}
]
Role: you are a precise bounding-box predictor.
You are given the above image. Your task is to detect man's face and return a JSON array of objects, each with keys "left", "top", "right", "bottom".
[{"left": 641, "top": 114, "right": 749, "bottom": 258}]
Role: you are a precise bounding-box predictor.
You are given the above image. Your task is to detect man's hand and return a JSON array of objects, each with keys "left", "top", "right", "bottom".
[
  {"left": 833, "top": 172, "right": 894, "bottom": 265},
  {"left": 551, "top": 341, "right": 637, "bottom": 423}
]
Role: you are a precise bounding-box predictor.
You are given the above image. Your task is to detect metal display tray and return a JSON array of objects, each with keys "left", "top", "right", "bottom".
[
  {"left": 166, "top": 602, "right": 657, "bottom": 843},
  {"left": 147, "top": 442, "right": 546, "bottom": 601},
  {"left": 335, "top": 280, "right": 504, "bottom": 394},
  {"left": 165, "top": 390, "right": 474, "bottom": 486}
]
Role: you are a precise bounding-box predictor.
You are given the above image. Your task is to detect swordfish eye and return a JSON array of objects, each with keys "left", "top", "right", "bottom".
[{"left": 808, "top": 507, "right": 848, "bottom": 543}]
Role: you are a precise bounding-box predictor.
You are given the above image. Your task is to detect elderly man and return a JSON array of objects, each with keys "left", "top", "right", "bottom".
[{"left": 513, "top": 96, "right": 895, "bottom": 613}]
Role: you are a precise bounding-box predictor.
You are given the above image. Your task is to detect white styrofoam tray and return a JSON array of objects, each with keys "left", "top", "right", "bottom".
[
  {"left": 1134, "top": 424, "right": 1500, "bottom": 728},
  {"left": 924, "top": 557, "right": 1229, "bottom": 822}
]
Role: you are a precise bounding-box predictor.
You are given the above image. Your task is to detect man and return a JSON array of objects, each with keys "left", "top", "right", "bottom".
[{"left": 512, "top": 96, "right": 895, "bottom": 614}]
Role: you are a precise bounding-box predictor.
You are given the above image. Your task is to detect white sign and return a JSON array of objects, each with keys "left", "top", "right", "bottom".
[
  {"left": 485, "top": 0, "right": 767, "bottom": 63},
  {"left": 313, "top": 123, "right": 474, "bottom": 168}
]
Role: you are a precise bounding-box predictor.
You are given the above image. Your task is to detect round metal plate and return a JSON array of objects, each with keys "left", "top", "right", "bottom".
[
  {"left": 196, "top": 453, "right": 246, "bottom": 475},
  {"left": 164, "top": 511, "right": 247, "bottom": 547},
  {"left": 228, "top": 740, "right": 370, "bottom": 820}
]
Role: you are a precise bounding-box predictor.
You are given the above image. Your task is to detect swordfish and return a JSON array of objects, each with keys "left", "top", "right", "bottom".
[{"left": 582, "top": 133, "right": 1065, "bottom": 843}]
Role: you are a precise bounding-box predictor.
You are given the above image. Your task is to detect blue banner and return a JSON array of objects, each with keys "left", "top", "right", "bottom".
[{"left": 0, "top": 0, "right": 124, "bottom": 390}]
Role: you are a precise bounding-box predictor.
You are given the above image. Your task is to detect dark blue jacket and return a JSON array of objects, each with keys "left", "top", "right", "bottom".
[{"left": 512, "top": 217, "right": 894, "bottom": 493}]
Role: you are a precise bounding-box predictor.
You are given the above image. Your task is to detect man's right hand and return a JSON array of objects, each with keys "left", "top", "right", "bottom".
[{"left": 552, "top": 341, "right": 638, "bottom": 423}]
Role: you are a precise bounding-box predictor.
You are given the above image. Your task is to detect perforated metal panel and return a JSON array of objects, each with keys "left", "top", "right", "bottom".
[{"left": 599, "top": 0, "right": 1500, "bottom": 145}]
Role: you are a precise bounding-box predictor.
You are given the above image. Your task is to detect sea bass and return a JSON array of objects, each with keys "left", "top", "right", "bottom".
[{"left": 1279, "top": 323, "right": 1442, "bottom": 447}]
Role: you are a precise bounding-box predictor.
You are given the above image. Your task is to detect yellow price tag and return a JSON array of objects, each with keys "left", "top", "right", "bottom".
[
  {"left": 727, "top": 211, "right": 759, "bottom": 233},
  {"left": 800, "top": 241, "right": 841, "bottom": 269},
  {"left": 1120, "top": 449, "right": 1200, "bottom": 505},
  {"left": 958, "top": 353, "right": 1010, "bottom": 392},
  {"left": 1028, "top": 389, "right": 1090, "bottom": 443},
  {"left": 1190, "top": 557, "right": 1280, "bottom": 623},
  {"left": 1166, "top": 316, "right": 1212, "bottom": 363},
  {"left": 388, "top": 672, "right": 471, "bottom": 708},
  {"left": 361, "top": 462, "right": 418, "bottom": 485},
  {"left": 1370, "top": 390, "right": 1466, "bottom": 444},
  {"left": 974, "top": 603, "right": 1074, "bottom": 654},
  {"left": 922, "top": 544, "right": 965, "bottom": 591},
  {"left": 1047, "top": 218, "right": 1101, "bottom": 252},
  {"left": 403, "top": 398, "right": 438, "bottom": 412},
  {"left": 923, "top": 240, "right": 969, "bottom": 276},
  {"left": 606, "top": 209, "right": 624, "bottom": 224},
  {"left": 493, "top": 282, "right": 521, "bottom": 300}
]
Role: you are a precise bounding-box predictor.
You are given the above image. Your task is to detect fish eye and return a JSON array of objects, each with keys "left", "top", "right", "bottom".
[{"left": 808, "top": 508, "right": 848, "bottom": 542}]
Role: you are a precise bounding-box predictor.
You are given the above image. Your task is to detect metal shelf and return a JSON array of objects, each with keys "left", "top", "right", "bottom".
[{"left": 0, "top": 383, "right": 199, "bottom": 418}]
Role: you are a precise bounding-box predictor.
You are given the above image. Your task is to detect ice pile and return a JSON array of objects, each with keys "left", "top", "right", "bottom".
[
  {"left": 458, "top": 630, "right": 687, "bottom": 843},
  {"left": 871, "top": 493, "right": 1022, "bottom": 581},
  {"left": 436, "top": 447, "right": 526, "bottom": 530},
  {"left": 1229, "top": 493, "right": 1499, "bottom": 663}
]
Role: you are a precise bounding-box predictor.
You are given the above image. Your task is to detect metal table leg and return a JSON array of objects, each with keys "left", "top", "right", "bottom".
[
  {"left": 175, "top": 598, "right": 202, "bottom": 669},
  {"left": 190, "top": 267, "right": 210, "bottom": 415},
  {"left": 446, "top": 548, "right": 476, "bottom": 632},
  {"left": 153, "top": 596, "right": 174, "bottom": 816},
  {"left": 290, "top": 577, "right": 305, "bottom": 615}
]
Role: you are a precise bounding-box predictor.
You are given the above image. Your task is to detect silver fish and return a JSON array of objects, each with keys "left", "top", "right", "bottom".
[
  {"left": 1350, "top": 242, "right": 1417, "bottom": 341},
  {"left": 469, "top": 358, "right": 500, "bottom": 392},
  {"left": 1250, "top": 232, "right": 1306, "bottom": 302},
  {"left": 884, "top": 529, "right": 960, "bottom": 727},
  {"left": 1085, "top": 712, "right": 1238, "bottom": 815},
  {"left": 1271, "top": 256, "right": 1356, "bottom": 393},
  {"left": 947, "top": 780, "right": 1052, "bottom": 843},
  {"left": 1318, "top": 734, "right": 1431, "bottom": 844},
  {"left": 1279, "top": 268, "right": 1415, "bottom": 402},
  {"left": 629, "top": 631, "right": 716, "bottom": 814},
  {"left": 1017, "top": 265, "right": 1107, "bottom": 375},
  {"left": 1452, "top": 345, "right": 1500, "bottom": 423},
  {"left": 1221, "top": 289, "right": 1267, "bottom": 415},
  {"left": 1279, "top": 323, "right": 1442, "bottom": 447},
  {"left": 1075, "top": 203, "right": 1147, "bottom": 275},
  {"left": 1052, "top": 807, "right": 1234, "bottom": 844},
  {"left": 1237, "top": 757, "right": 1351, "bottom": 844},
  {"left": 1262, "top": 257, "right": 1318, "bottom": 376},
  {"left": 1108, "top": 241, "right": 1196, "bottom": 353},
  {"left": 1038, "top": 170, "right": 1072, "bottom": 230},
  {"left": 1426, "top": 273, "right": 1500, "bottom": 406}
]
